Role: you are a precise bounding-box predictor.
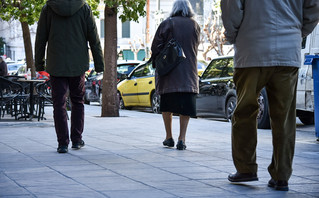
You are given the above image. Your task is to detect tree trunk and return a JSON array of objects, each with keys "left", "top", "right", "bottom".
[
  {"left": 101, "top": 6, "right": 119, "bottom": 117},
  {"left": 21, "top": 21, "right": 35, "bottom": 77}
]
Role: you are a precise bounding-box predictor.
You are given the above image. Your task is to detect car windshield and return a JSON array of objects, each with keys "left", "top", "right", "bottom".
[
  {"left": 201, "top": 58, "right": 233, "bottom": 79},
  {"left": 117, "top": 64, "right": 139, "bottom": 75},
  {"left": 130, "top": 62, "right": 154, "bottom": 78}
]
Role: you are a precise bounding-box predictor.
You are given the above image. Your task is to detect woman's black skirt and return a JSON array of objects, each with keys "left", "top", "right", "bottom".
[{"left": 160, "top": 92, "right": 197, "bottom": 117}]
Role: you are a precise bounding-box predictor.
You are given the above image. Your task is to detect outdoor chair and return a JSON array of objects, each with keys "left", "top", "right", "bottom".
[
  {"left": 35, "top": 80, "right": 53, "bottom": 121},
  {"left": 0, "top": 77, "right": 29, "bottom": 120}
]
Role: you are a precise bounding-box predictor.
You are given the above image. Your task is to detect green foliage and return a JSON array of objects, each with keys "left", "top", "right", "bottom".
[
  {"left": 0, "top": 0, "right": 46, "bottom": 24},
  {"left": 0, "top": 0, "right": 100, "bottom": 24},
  {"left": 87, "top": 0, "right": 101, "bottom": 17},
  {"left": 104, "top": 0, "right": 146, "bottom": 22},
  {"left": 212, "top": 0, "right": 221, "bottom": 15}
]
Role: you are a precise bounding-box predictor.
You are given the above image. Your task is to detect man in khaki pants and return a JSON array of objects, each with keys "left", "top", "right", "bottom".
[{"left": 221, "top": 0, "right": 319, "bottom": 191}]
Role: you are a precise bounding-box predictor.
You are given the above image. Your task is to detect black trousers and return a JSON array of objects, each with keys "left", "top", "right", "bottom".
[{"left": 51, "top": 75, "right": 85, "bottom": 146}]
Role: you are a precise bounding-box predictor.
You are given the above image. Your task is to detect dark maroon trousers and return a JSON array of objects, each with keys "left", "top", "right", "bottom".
[{"left": 50, "top": 75, "right": 85, "bottom": 146}]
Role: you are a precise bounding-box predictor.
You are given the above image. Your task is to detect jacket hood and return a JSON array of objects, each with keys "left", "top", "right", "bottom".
[{"left": 47, "top": 0, "right": 85, "bottom": 16}]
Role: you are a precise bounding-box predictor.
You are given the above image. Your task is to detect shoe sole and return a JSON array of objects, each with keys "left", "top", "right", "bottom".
[
  {"left": 268, "top": 180, "right": 289, "bottom": 191},
  {"left": 268, "top": 184, "right": 289, "bottom": 191},
  {"left": 72, "top": 145, "right": 84, "bottom": 149},
  {"left": 57, "top": 149, "right": 68, "bottom": 153},
  {"left": 176, "top": 146, "right": 186, "bottom": 150},
  {"left": 275, "top": 186, "right": 289, "bottom": 191},
  {"left": 228, "top": 177, "right": 259, "bottom": 182}
]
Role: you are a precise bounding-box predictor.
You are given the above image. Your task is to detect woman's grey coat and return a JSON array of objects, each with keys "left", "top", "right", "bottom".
[
  {"left": 151, "top": 16, "right": 200, "bottom": 94},
  {"left": 221, "top": 0, "right": 319, "bottom": 68}
]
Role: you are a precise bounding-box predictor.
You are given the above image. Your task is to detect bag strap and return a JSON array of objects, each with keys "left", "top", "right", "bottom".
[{"left": 168, "top": 17, "right": 174, "bottom": 39}]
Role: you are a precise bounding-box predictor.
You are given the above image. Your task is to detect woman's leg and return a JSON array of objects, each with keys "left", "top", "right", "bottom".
[
  {"left": 179, "top": 115, "right": 190, "bottom": 142},
  {"left": 162, "top": 112, "right": 173, "bottom": 140}
]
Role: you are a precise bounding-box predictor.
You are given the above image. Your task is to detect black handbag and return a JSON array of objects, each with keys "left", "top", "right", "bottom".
[{"left": 154, "top": 18, "right": 186, "bottom": 76}]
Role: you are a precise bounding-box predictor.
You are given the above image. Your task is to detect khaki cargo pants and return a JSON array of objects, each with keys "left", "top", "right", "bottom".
[{"left": 231, "top": 66, "right": 298, "bottom": 181}]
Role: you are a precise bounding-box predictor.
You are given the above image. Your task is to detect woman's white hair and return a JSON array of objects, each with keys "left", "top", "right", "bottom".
[{"left": 169, "top": 0, "right": 195, "bottom": 18}]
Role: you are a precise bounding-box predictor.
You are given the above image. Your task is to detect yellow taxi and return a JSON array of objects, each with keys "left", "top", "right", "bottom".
[{"left": 117, "top": 61, "right": 161, "bottom": 113}]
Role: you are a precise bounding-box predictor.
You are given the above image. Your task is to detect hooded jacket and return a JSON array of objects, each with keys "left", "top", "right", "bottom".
[
  {"left": 35, "top": 0, "right": 104, "bottom": 76},
  {"left": 221, "top": 0, "right": 319, "bottom": 68}
]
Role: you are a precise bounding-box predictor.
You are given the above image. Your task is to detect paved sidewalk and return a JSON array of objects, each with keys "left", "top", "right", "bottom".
[{"left": 0, "top": 105, "right": 318, "bottom": 198}]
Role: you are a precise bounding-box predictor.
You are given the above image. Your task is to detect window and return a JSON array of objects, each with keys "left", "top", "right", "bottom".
[
  {"left": 122, "top": 21, "right": 130, "bottom": 38},
  {"left": 220, "top": 59, "right": 233, "bottom": 77},
  {"left": 132, "top": 63, "right": 154, "bottom": 78},
  {"left": 202, "top": 58, "right": 230, "bottom": 80},
  {"left": 100, "top": 19, "right": 104, "bottom": 38},
  {"left": 117, "top": 64, "right": 139, "bottom": 75}
]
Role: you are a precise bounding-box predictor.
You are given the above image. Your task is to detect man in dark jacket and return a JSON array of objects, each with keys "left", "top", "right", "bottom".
[
  {"left": 0, "top": 56, "right": 8, "bottom": 76},
  {"left": 35, "top": 0, "right": 105, "bottom": 153}
]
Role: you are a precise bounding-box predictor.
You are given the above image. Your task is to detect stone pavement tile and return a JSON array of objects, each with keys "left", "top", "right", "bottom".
[
  {"left": 102, "top": 189, "right": 176, "bottom": 198},
  {"left": 121, "top": 168, "right": 189, "bottom": 182},
  {"left": 192, "top": 159, "right": 235, "bottom": 168},
  {"left": 292, "top": 164, "right": 319, "bottom": 177},
  {"left": 290, "top": 175, "right": 319, "bottom": 184},
  {"left": 52, "top": 166, "right": 118, "bottom": 179},
  {"left": 299, "top": 162, "right": 319, "bottom": 170},
  {"left": 143, "top": 180, "right": 242, "bottom": 197},
  {"left": 145, "top": 179, "right": 216, "bottom": 190},
  {"left": 0, "top": 172, "right": 30, "bottom": 197},
  {"left": 305, "top": 175, "right": 319, "bottom": 182},
  {"left": 82, "top": 176, "right": 152, "bottom": 191},
  {"left": 163, "top": 185, "right": 230, "bottom": 197},
  {"left": 32, "top": 188, "right": 108, "bottom": 198},
  {"left": 25, "top": 184, "right": 95, "bottom": 195},
  {"left": 147, "top": 160, "right": 205, "bottom": 169},
  {"left": 288, "top": 183, "right": 319, "bottom": 194},
  {"left": 245, "top": 193, "right": 314, "bottom": 198},
  {"left": 200, "top": 179, "right": 318, "bottom": 198}
]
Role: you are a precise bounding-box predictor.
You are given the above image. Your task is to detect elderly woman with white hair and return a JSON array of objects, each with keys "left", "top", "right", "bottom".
[{"left": 151, "top": 0, "right": 200, "bottom": 150}]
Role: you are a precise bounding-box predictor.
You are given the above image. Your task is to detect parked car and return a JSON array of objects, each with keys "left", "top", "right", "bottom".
[
  {"left": 117, "top": 57, "right": 270, "bottom": 128},
  {"left": 84, "top": 60, "right": 144, "bottom": 105},
  {"left": 197, "top": 56, "right": 270, "bottom": 129},
  {"left": 7, "top": 62, "right": 24, "bottom": 75},
  {"left": 118, "top": 54, "right": 316, "bottom": 129},
  {"left": 117, "top": 60, "right": 160, "bottom": 113},
  {"left": 117, "top": 60, "right": 207, "bottom": 114}
]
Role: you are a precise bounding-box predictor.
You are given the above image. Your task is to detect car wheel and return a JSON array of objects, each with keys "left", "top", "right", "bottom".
[
  {"left": 151, "top": 93, "right": 161, "bottom": 114},
  {"left": 225, "top": 96, "right": 236, "bottom": 121},
  {"left": 118, "top": 92, "right": 132, "bottom": 110},
  {"left": 257, "top": 88, "right": 270, "bottom": 129},
  {"left": 119, "top": 96, "right": 125, "bottom": 109},
  {"left": 298, "top": 111, "right": 314, "bottom": 125}
]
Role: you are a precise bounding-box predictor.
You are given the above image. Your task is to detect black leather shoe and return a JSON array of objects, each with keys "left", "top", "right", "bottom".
[
  {"left": 72, "top": 140, "right": 85, "bottom": 149},
  {"left": 268, "top": 179, "right": 289, "bottom": 191},
  {"left": 228, "top": 172, "right": 258, "bottom": 182},
  {"left": 163, "top": 138, "right": 175, "bottom": 147},
  {"left": 57, "top": 145, "right": 68, "bottom": 153},
  {"left": 176, "top": 140, "right": 186, "bottom": 150},
  {"left": 268, "top": 178, "right": 276, "bottom": 188}
]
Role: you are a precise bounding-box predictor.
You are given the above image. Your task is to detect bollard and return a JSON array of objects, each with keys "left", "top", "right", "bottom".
[{"left": 304, "top": 55, "right": 319, "bottom": 139}]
